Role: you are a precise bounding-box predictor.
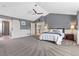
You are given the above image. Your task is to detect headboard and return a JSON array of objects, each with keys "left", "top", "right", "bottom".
[{"left": 49, "top": 28, "right": 65, "bottom": 33}]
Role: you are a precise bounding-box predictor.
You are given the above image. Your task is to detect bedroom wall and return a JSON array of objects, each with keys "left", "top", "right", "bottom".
[
  {"left": 45, "top": 14, "right": 77, "bottom": 41},
  {"left": 37, "top": 13, "right": 77, "bottom": 41},
  {"left": 44, "top": 13, "right": 77, "bottom": 29},
  {"left": 11, "top": 20, "right": 31, "bottom": 38},
  {"left": 0, "top": 18, "right": 12, "bottom": 37},
  {"left": 0, "top": 14, "right": 31, "bottom": 39}
]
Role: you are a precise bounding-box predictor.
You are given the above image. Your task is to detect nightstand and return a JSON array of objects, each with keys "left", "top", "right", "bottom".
[{"left": 64, "top": 34, "right": 74, "bottom": 41}]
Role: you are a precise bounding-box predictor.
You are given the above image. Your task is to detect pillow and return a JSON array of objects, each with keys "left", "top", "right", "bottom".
[
  {"left": 49, "top": 29, "right": 63, "bottom": 33},
  {"left": 49, "top": 29, "right": 53, "bottom": 32},
  {"left": 57, "top": 29, "right": 63, "bottom": 33}
]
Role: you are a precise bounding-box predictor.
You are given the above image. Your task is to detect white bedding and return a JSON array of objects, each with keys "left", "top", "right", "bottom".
[{"left": 39, "top": 29, "right": 65, "bottom": 45}]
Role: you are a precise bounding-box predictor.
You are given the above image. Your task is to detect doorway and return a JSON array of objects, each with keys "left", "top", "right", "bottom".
[{"left": 2, "top": 21, "right": 10, "bottom": 36}]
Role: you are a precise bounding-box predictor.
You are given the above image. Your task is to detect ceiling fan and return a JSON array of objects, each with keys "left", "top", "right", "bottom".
[{"left": 33, "top": 9, "right": 43, "bottom": 15}]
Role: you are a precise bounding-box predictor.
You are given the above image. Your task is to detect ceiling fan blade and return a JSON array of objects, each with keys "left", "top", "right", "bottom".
[
  {"left": 32, "top": 9, "right": 43, "bottom": 15},
  {"left": 33, "top": 9, "right": 37, "bottom": 14},
  {"left": 37, "top": 13, "right": 43, "bottom": 14}
]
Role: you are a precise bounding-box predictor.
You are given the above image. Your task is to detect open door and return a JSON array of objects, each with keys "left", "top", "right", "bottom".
[{"left": 2, "top": 21, "right": 9, "bottom": 36}]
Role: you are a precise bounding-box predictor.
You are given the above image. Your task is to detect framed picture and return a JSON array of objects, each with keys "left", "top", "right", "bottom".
[
  {"left": 20, "top": 20, "right": 27, "bottom": 29},
  {"left": 20, "top": 20, "right": 31, "bottom": 30},
  {"left": 20, "top": 21, "right": 26, "bottom": 25}
]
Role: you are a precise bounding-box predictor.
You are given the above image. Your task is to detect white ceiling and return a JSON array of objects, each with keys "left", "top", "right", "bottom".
[
  {"left": 0, "top": 2, "right": 48, "bottom": 21},
  {"left": 37, "top": 2, "right": 79, "bottom": 15},
  {"left": 0, "top": 2, "right": 79, "bottom": 21}
]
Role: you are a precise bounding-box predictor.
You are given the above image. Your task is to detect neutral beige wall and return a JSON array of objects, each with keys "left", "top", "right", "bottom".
[{"left": 11, "top": 20, "right": 30, "bottom": 38}]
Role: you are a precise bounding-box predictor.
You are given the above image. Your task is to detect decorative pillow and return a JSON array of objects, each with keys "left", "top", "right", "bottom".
[
  {"left": 49, "top": 29, "right": 53, "bottom": 32},
  {"left": 52, "top": 29, "right": 58, "bottom": 33},
  {"left": 49, "top": 29, "right": 63, "bottom": 33},
  {"left": 57, "top": 29, "right": 63, "bottom": 33}
]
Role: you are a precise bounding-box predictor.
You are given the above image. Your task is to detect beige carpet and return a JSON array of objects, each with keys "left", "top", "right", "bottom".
[{"left": 0, "top": 36, "right": 79, "bottom": 56}]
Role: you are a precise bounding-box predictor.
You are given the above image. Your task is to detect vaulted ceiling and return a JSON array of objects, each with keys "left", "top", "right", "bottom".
[
  {"left": 0, "top": 2, "right": 48, "bottom": 21},
  {"left": 37, "top": 2, "right": 79, "bottom": 15},
  {"left": 0, "top": 2, "right": 79, "bottom": 21}
]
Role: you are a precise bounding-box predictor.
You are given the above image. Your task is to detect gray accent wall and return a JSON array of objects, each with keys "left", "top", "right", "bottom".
[
  {"left": 43, "top": 14, "right": 77, "bottom": 29},
  {"left": 20, "top": 20, "right": 31, "bottom": 29}
]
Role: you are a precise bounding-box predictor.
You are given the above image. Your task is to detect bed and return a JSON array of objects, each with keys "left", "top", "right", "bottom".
[{"left": 39, "top": 28, "right": 65, "bottom": 45}]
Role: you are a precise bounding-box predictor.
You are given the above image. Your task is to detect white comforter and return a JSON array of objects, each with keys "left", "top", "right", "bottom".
[{"left": 39, "top": 32, "right": 64, "bottom": 45}]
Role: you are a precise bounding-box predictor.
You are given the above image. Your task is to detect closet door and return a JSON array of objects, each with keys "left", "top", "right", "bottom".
[
  {"left": 40, "top": 22, "right": 45, "bottom": 33},
  {"left": 36, "top": 23, "right": 41, "bottom": 35}
]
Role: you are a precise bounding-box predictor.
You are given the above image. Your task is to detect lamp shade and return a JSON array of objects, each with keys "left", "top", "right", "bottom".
[{"left": 70, "top": 25, "right": 75, "bottom": 29}]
